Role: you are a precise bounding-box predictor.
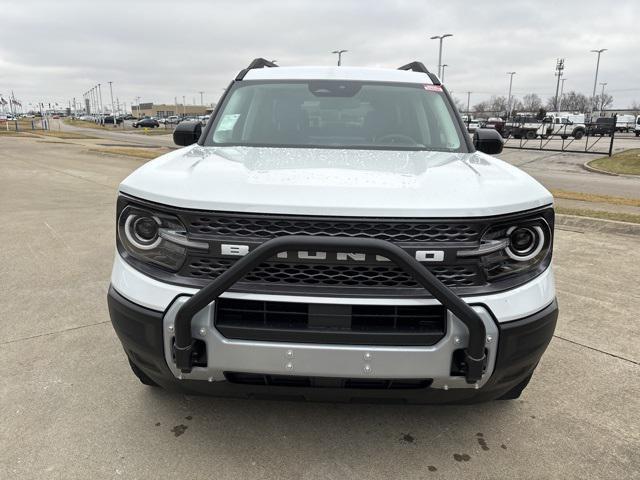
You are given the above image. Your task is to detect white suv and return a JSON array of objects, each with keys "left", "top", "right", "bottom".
[{"left": 108, "top": 59, "right": 558, "bottom": 403}]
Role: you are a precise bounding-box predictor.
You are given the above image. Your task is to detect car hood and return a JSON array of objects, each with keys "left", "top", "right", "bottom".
[{"left": 119, "top": 145, "right": 553, "bottom": 217}]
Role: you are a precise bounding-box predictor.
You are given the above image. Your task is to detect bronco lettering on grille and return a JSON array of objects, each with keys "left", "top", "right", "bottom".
[{"left": 219, "top": 244, "right": 445, "bottom": 262}]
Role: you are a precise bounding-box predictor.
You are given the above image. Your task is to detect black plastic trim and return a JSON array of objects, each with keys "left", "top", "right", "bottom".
[
  {"left": 235, "top": 58, "right": 279, "bottom": 81},
  {"left": 398, "top": 61, "right": 441, "bottom": 85}
]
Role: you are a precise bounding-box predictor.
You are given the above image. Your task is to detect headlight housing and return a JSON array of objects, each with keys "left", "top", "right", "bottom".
[
  {"left": 117, "top": 204, "right": 190, "bottom": 271},
  {"left": 479, "top": 211, "right": 553, "bottom": 282}
]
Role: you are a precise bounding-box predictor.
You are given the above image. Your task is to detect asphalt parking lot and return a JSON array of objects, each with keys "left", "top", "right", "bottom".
[{"left": 1, "top": 135, "right": 639, "bottom": 479}]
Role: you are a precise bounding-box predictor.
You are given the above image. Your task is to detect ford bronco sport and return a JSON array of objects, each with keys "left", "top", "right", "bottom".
[{"left": 108, "top": 59, "right": 558, "bottom": 403}]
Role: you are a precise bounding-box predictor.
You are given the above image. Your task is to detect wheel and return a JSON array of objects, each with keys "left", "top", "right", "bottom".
[
  {"left": 525, "top": 130, "right": 536, "bottom": 140},
  {"left": 128, "top": 358, "right": 160, "bottom": 387},
  {"left": 498, "top": 372, "right": 533, "bottom": 400},
  {"left": 636, "top": 132, "right": 639, "bottom": 137},
  {"left": 560, "top": 135, "right": 568, "bottom": 140},
  {"left": 133, "top": 125, "right": 138, "bottom": 128},
  {"left": 573, "top": 130, "right": 585, "bottom": 140}
]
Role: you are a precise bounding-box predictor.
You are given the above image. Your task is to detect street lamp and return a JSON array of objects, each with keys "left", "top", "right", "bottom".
[
  {"left": 430, "top": 34, "right": 453, "bottom": 79},
  {"left": 506, "top": 72, "right": 516, "bottom": 118},
  {"left": 599, "top": 82, "right": 608, "bottom": 115},
  {"left": 441, "top": 64, "right": 448, "bottom": 83},
  {"left": 331, "top": 50, "right": 347, "bottom": 66},
  {"left": 590, "top": 48, "right": 607, "bottom": 114}
]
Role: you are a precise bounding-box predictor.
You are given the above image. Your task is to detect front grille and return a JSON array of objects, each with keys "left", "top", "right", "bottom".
[
  {"left": 215, "top": 298, "right": 446, "bottom": 345},
  {"left": 184, "top": 213, "right": 482, "bottom": 243},
  {"left": 224, "top": 372, "right": 432, "bottom": 390},
  {"left": 184, "top": 258, "right": 482, "bottom": 289}
]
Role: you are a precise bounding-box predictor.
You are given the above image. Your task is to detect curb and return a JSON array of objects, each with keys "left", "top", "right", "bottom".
[
  {"left": 556, "top": 214, "right": 640, "bottom": 237},
  {"left": 582, "top": 160, "right": 640, "bottom": 178},
  {"left": 581, "top": 161, "right": 619, "bottom": 176}
]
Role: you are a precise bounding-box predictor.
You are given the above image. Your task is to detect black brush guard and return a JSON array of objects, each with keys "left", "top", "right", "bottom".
[{"left": 172, "top": 236, "right": 487, "bottom": 384}]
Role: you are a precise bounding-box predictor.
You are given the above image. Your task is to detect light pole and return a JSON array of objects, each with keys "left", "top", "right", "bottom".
[
  {"left": 108, "top": 81, "right": 115, "bottom": 125},
  {"left": 331, "top": 49, "right": 347, "bottom": 66},
  {"left": 97, "top": 83, "right": 103, "bottom": 115},
  {"left": 441, "top": 64, "right": 448, "bottom": 83},
  {"left": 430, "top": 34, "right": 453, "bottom": 79},
  {"left": 506, "top": 72, "right": 516, "bottom": 118},
  {"left": 559, "top": 78, "right": 567, "bottom": 111},
  {"left": 182, "top": 95, "right": 186, "bottom": 116},
  {"left": 590, "top": 48, "right": 607, "bottom": 114},
  {"left": 599, "top": 82, "right": 607, "bottom": 115},
  {"left": 466, "top": 91, "right": 471, "bottom": 120},
  {"left": 135, "top": 96, "right": 140, "bottom": 118},
  {"left": 553, "top": 58, "right": 565, "bottom": 112},
  {"left": 198, "top": 91, "right": 204, "bottom": 105}
]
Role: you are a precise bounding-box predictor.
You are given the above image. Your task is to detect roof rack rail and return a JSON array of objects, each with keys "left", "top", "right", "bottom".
[
  {"left": 236, "top": 58, "right": 279, "bottom": 81},
  {"left": 398, "top": 61, "right": 441, "bottom": 85}
]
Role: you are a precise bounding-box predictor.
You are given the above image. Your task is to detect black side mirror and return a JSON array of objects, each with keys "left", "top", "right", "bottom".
[
  {"left": 173, "top": 121, "right": 202, "bottom": 146},
  {"left": 473, "top": 128, "right": 504, "bottom": 155}
]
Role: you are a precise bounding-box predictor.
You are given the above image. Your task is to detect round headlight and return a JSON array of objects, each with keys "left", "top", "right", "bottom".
[
  {"left": 506, "top": 225, "right": 544, "bottom": 261},
  {"left": 124, "top": 214, "right": 161, "bottom": 250}
]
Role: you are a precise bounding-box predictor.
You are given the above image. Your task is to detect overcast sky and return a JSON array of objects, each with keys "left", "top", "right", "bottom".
[{"left": 1, "top": 0, "right": 639, "bottom": 111}]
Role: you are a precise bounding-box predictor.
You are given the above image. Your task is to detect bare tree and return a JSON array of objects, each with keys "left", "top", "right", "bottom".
[
  {"left": 521, "top": 93, "right": 542, "bottom": 112},
  {"left": 558, "top": 91, "right": 590, "bottom": 112},
  {"left": 630, "top": 100, "right": 640, "bottom": 114},
  {"left": 487, "top": 95, "right": 508, "bottom": 113},
  {"left": 510, "top": 98, "right": 524, "bottom": 114},
  {"left": 593, "top": 93, "right": 614, "bottom": 112},
  {"left": 472, "top": 101, "right": 489, "bottom": 115}
]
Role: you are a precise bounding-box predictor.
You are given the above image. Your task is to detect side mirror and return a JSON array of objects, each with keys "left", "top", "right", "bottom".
[
  {"left": 173, "top": 121, "right": 202, "bottom": 146},
  {"left": 473, "top": 128, "right": 504, "bottom": 155}
]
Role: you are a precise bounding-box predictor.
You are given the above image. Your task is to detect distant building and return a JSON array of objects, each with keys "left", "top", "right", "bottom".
[{"left": 132, "top": 103, "right": 215, "bottom": 118}]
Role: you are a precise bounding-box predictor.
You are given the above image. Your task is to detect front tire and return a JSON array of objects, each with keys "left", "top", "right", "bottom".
[
  {"left": 573, "top": 129, "right": 585, "bottom": 140},
  {"left": 525, "top": 130, "right": 536, "bottom": 140}
]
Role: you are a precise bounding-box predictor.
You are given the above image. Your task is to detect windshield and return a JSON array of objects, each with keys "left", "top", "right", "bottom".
[{"left": 205, "top": 80, "right": 466, "bottom": 152}]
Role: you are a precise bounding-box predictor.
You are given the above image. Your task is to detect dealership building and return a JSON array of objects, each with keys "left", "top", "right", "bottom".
[{"left": 133, "top": 103, "right": 214, "bottom": 118}]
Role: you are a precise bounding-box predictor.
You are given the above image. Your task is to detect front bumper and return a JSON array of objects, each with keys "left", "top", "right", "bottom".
[{"left": 108, "top": 285, "right": 558, "bottom": 403}]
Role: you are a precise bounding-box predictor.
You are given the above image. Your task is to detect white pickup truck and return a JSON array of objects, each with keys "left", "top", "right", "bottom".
[{"left": 505, "top": 114, "right": 586, "bottom": 140}]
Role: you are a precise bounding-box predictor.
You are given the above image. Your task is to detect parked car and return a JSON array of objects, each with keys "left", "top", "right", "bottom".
[
  {"left": 635, "top": 115, "right": 640, "bottom": 137},
  {"left": 587, "top": 117, "right": 615, "bottom": 136},
  {"left": 132, "top": 118, "right": 160, "bottom": 128},
  {"left": 103, "top": 115, "right": 124, "bottom": 125},
  {"left": 615, "top": 114, "right": 636, "bottom": 133},
  {"left": 108, "top": 58, "right": 558, "bottom": 404},
  {"left": 123, "top": 114, "right": 135, "bottom": 120}
]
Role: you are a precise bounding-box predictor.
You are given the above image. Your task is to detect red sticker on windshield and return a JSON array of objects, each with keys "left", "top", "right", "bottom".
[{"left": 424, "top": 85, "right": 443, "bottom": 92}]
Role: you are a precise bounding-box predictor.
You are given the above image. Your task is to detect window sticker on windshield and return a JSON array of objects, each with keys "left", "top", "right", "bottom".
[
  {"left": 423, "top": 85, "right": 443, "bottom": 92},
  {"left": 218, "top": 113, "right": 240, "bottom": 130}
]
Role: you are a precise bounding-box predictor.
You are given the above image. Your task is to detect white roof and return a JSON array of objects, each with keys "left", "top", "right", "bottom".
[{"left": 243, "top": 66, "right": 434, "bottom": 84}]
